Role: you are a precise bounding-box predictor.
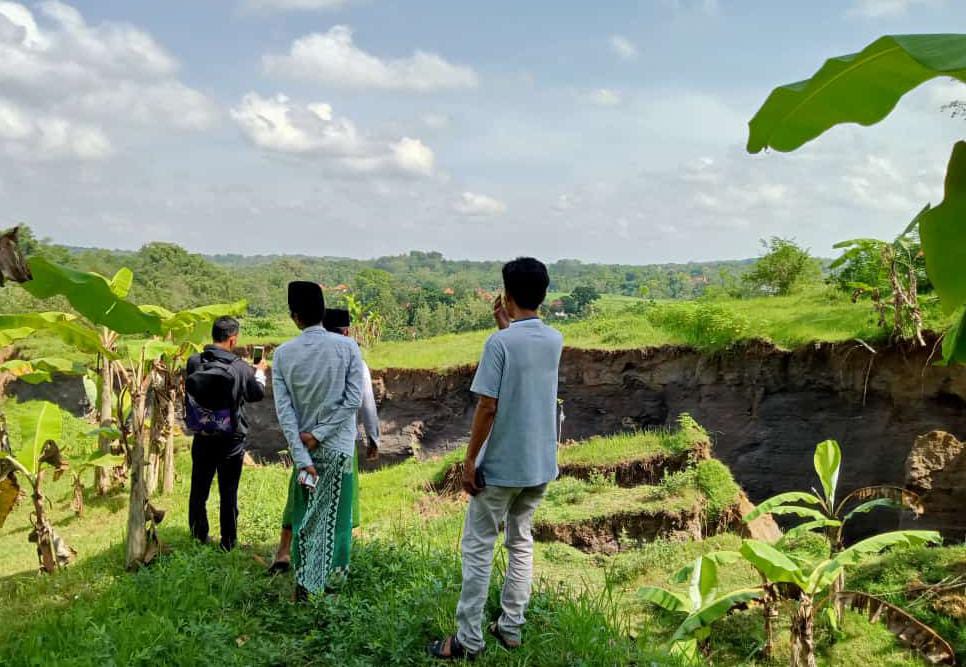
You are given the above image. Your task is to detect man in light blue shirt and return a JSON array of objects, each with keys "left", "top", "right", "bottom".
[
  {"left": 272, "top": 281, "right": 364, "bottom": 599},
  {"left": 429, "top": 258, "right": 563, "bottom": 661}
]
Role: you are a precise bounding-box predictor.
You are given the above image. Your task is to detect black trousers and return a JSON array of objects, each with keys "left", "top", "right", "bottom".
[{"left": 188, "top": 436, "right": 244, "bottom": 551}]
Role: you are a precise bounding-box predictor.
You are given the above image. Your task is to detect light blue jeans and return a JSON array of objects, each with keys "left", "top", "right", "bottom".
[{"left": 455, "top": 484, "right": 547, "bottom": 653}]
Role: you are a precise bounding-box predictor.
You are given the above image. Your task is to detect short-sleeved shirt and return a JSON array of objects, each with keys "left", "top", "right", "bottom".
[{"left": 470, "top": 317, "right": 564, "bottom": 487}]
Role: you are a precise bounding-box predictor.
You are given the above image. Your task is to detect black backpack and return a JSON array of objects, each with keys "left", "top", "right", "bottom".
[{"left": 184, "top": 356, "right": 238, "bottom": 436}]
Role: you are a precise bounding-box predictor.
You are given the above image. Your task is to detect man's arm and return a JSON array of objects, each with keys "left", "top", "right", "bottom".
[
  {"left": 271, "top": 352, "right": 313, "bottom": 471},
  {"left": 359, "top": 363, "right": 380, "bottom": 449},
  {"left": 240, "top": 362, "right": 266, "bottom": 403},
  {"left": 462, "top": 336, "right": 505, "bottom": 495},
  {"left": 462, "top": 396, "right": 497, "bottom": 495}
]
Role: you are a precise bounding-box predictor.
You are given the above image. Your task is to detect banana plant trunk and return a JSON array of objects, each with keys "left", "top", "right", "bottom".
[
  {"left": 162, "top": 385, "right": 176, "bottom": 495},
  {"left": 94, "top": 356, "right": 115, "bottom": 495},
  {"left": 31, "top": 470, "right": 57, "bottom": 573},
  {"left": 762, "top": 587, "right": 778, "bottom": 660},
  {"left": 145, "top": 378, "right": 162, "bottom": 496},
  {"left": 124, "top": 386, "right": 150, "bottom": 569},
  {"left": 790, "top": 594, "right": 817, "bottom": 667}
]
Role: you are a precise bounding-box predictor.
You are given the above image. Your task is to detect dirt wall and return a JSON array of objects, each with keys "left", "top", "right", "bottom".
[{"left": 7, "top": 337, "right": 965, "bottom": 535}]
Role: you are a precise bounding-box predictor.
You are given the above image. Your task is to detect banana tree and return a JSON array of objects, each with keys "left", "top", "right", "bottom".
[
  {"left": 10, "top": 260, "right": 161, "bottom": 494},
  {"left": 742, "top": 439, "right": 924, "bottom": 620},
  {"left": 115, "top": 339, "right": 177, "bottom": 569},
  {"left": 639, "top": 551, "right": 763, "bottom": 663},
  {"left": 0, "top": 401, "right": 74, "bottom": 573},
  {"left": 740, "top": 531, "right": 944, "bottom": 667},
  {"left": 831, "top": 215, "right": 929, "bottom": 345},
  {"left": 743, "top": 440, "right": 924, "bottom": 550},
  {"left": 747, "top": 33, "right": 966, "bottom": 363}
]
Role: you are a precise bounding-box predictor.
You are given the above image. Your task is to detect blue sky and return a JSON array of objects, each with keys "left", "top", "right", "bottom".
[{"left": 0, "top": 0, "right": 963, "bottom": 263}]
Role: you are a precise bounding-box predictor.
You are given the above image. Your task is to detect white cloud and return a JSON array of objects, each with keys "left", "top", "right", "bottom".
[
  {"left": 242, "top": 0, "right": 352, "bottom": 11},
  {"left": 844, "top": 154, "right": 924, "bottom": 213},
  {"left": 452, "top": 191, "right": 506, "bottom": 216},
  {"left": 262, "top": 25, "right": 478, "bottom": 92},
  {"left": 0, "top": 97, "right": 111, "bottom": 160},
  {"left": 848, "top": 0, "right": 942, "bottom": 18},
  {"left": 0, "top": 1, "right": 216, "bottom": 161},
  {"left": 584, "top": 88, "right": 622, "bottom": 107},
  {"left": 609, "top": 35, "right": 638, "bottom": 61},
  {"left": 231, "top": 92, "right": 435, "bottom": 176}
]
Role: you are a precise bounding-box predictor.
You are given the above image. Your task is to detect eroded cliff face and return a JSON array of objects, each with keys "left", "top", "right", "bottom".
[
  {"left": 902, "top": 431, "right": 966, "bottom": 541},
  {"left": 7, "top": 337, "right": 965, "bottom": 535}
]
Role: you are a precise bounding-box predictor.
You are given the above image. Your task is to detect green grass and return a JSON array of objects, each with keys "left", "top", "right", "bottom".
[
  {"left": 0, "top": 402, "right": 956, "bottom": 666},
  {"left": 363, "top": 288, "right": 953, "bottom": 370},
  {"left": 558, "top": 426, "right": 703, "bottom": 468},
  {"left": 536, "top": 477, "right": 699, "bottom": 527}
]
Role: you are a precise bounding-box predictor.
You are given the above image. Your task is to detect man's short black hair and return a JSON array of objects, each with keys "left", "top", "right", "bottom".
[
  {"left": 503, "top": 257, "right": 549, "bottom": 311},
  {"left": 288, "top": 281, "right": 325, "bottom": 327},
  {"left": 212, "top": 316, "right": 240, "bottom": 343}
]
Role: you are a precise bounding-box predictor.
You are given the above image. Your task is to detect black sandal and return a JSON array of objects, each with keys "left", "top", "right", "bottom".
[
  {"left": 427, "top": 635, "right": 480, "bottom": 661},
  {"left": 267, "top": 560, "right": 291, "bottom": 575},
  {"left": 488, "top": 622, "right": 521, "bottom": 650}
]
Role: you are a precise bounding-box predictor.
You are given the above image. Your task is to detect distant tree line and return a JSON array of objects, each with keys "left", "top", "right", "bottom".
[{"left": 3, "top": 227, "right": 762, "bottom": 340}]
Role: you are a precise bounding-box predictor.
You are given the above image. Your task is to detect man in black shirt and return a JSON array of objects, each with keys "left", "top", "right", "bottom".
[{"left": 185, "top": 316, "right": 267, "bottom": 551}]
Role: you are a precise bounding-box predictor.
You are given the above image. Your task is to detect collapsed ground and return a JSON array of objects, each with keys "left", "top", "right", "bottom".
[{"left": 0, "top": 406, "right": 963, "bottom": 666}]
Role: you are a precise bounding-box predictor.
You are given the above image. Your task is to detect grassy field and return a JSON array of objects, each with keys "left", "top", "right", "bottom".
[
  {"left": 1, "top": 406, "right": 960, "bottom": 666},
  {"left": 13, "top": 289, "right": 950, "bottom": 372},
  {"left": 364, "top": 289, "right": 950, "bottom": 370}
]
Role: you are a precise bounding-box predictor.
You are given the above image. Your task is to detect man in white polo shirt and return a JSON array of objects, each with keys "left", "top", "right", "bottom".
[{"left": 429, "top": 257, "right": 563, "bottom": 661}]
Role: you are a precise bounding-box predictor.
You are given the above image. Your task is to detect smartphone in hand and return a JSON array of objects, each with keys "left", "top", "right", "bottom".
[
  {"left": 252, "top": 346, "right": 265, "bottom": 365},
  {"left": 298, "top": 469, "right": 317, "bottom": 490}
]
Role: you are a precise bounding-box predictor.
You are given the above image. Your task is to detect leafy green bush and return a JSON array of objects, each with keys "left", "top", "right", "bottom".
[
  {"left": 645, "top": 302, "right": 751, "bottom": 350},
  {"left": 694, "top": 460, "right": 740, "bottom": 521}
]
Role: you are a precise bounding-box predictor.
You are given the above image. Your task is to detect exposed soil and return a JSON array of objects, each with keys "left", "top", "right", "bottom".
[
  {"left": 558, "top": 441, "right": 709, "bottom": 487},
  {"left": 532, "top": 506, "right": 705, "bottom": 554},
  {"left": 901, "top": 431, "right": 966, "bottom": 541},
  {"left": 9, "top": 335, "right": 965, "bottom": 536}
]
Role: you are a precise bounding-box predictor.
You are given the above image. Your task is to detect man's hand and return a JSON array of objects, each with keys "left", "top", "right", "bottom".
[
  {"left": 255, "top": 359, "right": 269, "bottom": 373},
  {"left": 493, "top": 295, "right": 511, "bottom": 330},
  {"left": 300, "top": 465, "right": 318, "bottom": 487},
  {"left": 299, "top": 432, "right": 319, "bottom": 451},
  {"left": 366, "top": 438, "right": 379, "bottom": 462},
  {"left": 462, "top": 458, "right": 483, "bottom": 496}
]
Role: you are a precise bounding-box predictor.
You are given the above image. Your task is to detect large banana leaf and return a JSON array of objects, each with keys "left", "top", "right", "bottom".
[
  {"left": 783, "top": 518, "right": 842, "bottom": 540},
  {"left": 740, "top": 540, "right": 805, "bottom": 588},
  {"left": 639, "top": 586, "right": 691, "bottom": 614},
  {"left": 837, "top": 485, "right": 924, "bottom": 520},
  {"left": 920, "top": 142, "right": 966, "bottom": 333},
  {"left": 940, "top": 310, "right": 966, "bottom": 365},
  {"left": 670, "top": 588, "right": 764, "bottom": 643},
  {"left": 23, "top": 258, "right": 161, "bottom": 336},
  {"left": 8, "top": 401, "right": 62, "bottom": 477},
  {"left": 813, "top": 439, "right": 841, "bottom": 506},
  {"left": 748, "top": 34, "right": 966, "bottom": 153},
  {"left": 109, "top": 268, "right": 134, "bottom": 298},
  {"left": 689, "top": 556, "right": 719, "bottom": 609},
  {"left": 164, "top": 300, "right": 248, "bottom": 345},
  {"left": 0, "top": 312, "right": 107, "bottom": 355},
  {"left": 672, "top": 551, "right": 742, "bottom": 584},
  {"left": 742, "top": 491, "right": 822, "bottom": 522},
  {"left": 0, "top": 357, "right": 83, "bottom": 384},
  {"left": 833, "top": 530, "right": 942, "bottom": 568}
]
